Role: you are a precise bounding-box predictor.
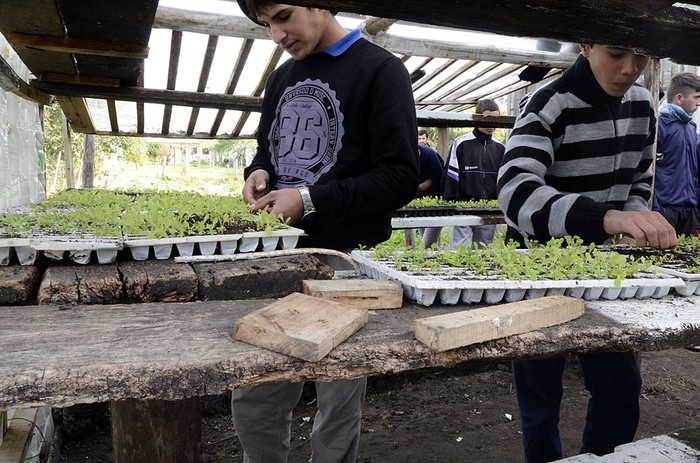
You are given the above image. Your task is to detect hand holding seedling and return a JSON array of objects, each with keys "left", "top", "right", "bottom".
[
  {"left": 242, "top": 169, "right": 271, "bottom": 203},
  {"left": 603, "top": 209, "right": 677, "bottom": 249}
]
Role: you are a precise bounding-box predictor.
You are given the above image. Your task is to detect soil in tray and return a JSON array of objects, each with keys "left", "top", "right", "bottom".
[{"left": 610, "top": 244, "right": 700, "bottom": 274}]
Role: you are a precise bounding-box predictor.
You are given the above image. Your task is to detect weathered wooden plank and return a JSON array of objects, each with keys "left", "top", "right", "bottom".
[
  {"left": 414, "top": 295, "right": 585, "bottom": 352},
  {"left": 8, "top": 32, "right": 149, "bottom": 59},
  {"left": 285, "top": 0, "right": 700, "bottom": 65},
  {"left": 31, "top": 81, "right": 263, "bottom": 111},
  {"left": 233, "top": 292, "right": 369, "bottom": 361},
  {"left": 0, "top": 295, "right": 699, "bottom": 409},
  {"left": 416, "top": 110, "right": 515, "bottom": 128},
  {"left": 56, "top": 97, "right": 96, "bottom": 134},
  {"left": 302, "top": 279, "right": 403, "bottom": 309}
]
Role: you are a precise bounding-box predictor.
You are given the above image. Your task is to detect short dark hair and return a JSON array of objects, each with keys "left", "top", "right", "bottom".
[
  {"left": 240, "top": 0, "right": 337, "bottom": 25},
  {"left": 475, "top": 99, "right": 500, "bottom": 114},
  {"left": 666, "top": 72, "right": 700, "bottom": 103},
  {"left": 418, "top": 129, "right": 430, "bottom": 137}
]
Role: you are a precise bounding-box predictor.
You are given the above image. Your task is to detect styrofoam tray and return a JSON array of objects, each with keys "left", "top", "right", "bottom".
[
  {"left": 351, "top": 251, "right": 686, "bottom": 306},
  {"left": 648, "top": 265, "right": 700, "bottom": 296},
  {"left": 123, "top": 227, "right": 305, "bottom": 261}
]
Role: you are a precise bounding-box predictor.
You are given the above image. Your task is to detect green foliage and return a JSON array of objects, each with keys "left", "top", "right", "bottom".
[
  {"left": 0, "top": 189, "right": 290, "bottom": 240},
  {"left": 370, "top": 234, "right": 651, "bottom": 284},
  {"left": 405, "top": 197, "right": 499, "bottom": 209}
]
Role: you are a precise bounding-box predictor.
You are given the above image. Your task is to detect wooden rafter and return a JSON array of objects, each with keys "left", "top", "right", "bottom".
[
  {"left": 416, "top": 61, "right": 489, "bottom": 103},
  {"left": 412, "top": 59, "right": 459, "bottom": 93},
  {"left": 162, "top": 30, "right": 182, "bottom": 135},
  {"left": 231, "top": 46, "right": 283, "bottom": 137},
  {"left": 8, "top": 32, "right": 149, "bottom": 59},
  {"left": 56, "top": 96, "right": 95, "bottom": 133},
  {"left": 187, "top": 34, "right": 219, "bottom": 136},
  {"left": 210, "top": 38, "right": 254, "bottom": 137},
  {"left": 38, "top": 72, "right": 120, "bottom": 87},
  {"left": 31, "top": 82, "right": 264, "bottom": 111},
  {"left": 107, "top": 99, "right": 119, "bottom": 133}
]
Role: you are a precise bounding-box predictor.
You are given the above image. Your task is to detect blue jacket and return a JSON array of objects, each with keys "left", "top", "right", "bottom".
[
  {"left": 417, "top": 144, "right": 444, "bottom": 198},
  {"left": 653, "top": 102, "right": 698, "bottom": 211}
]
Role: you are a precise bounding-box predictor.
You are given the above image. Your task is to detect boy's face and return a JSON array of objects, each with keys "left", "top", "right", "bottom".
[
  {"left": 580, "top": 44, "right": 650, "bottom": 97},
  {"left": 477, "top": 109, "right": 500, "bottom": 136},
  {"left": 676, "top": 90, "right": 700, "bottom": 115},
  {"left": 258, "top": 4, "right": 330, "bottom": 60}
]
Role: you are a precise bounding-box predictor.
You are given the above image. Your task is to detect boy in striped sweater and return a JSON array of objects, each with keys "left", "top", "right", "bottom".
[{"left": 497, "top": 44, "right": 676, "bottom": 462}]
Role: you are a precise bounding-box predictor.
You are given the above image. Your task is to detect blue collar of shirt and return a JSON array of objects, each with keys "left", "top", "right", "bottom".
[{"left": 324, "top": 29, "right": 362, "bottom": 56}]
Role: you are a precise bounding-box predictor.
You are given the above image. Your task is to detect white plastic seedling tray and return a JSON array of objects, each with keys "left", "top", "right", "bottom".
[
  {"left": 32, "top": 238, "right": 122, "bottom": 264},
  {"left": 123, "top": 227, "right": 305, "bottom": 261},
  {"left": 0, "top": 238, "right": 34, "bottom": 266},
  {"left": 0, "top": 236, "right": 121, "bottom": 265},
  {"left": 649, "top": 265, "right": 700, "bottom": 296},
  {"left": 351, "top": 251, "right": 686, "bottom": 306}
]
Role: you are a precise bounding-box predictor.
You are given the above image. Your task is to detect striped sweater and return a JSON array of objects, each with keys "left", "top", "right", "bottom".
[{"left": 497, "top": 55, "right": 656, "bottom": 245}]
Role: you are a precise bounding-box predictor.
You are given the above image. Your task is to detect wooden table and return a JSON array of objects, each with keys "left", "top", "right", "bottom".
[{"left": 2, "top": 294, "right": 699, "bottom": 410}]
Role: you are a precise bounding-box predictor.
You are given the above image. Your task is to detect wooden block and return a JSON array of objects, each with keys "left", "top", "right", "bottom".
[
  {"left": 302, "top": 279, "right": 403, "bottom": 309},
  {"left": 233, "top": 292, "right": 368, "bottom": 362},
  {"left": 414, "top": 295, "right": 584, "bottom": 352}
]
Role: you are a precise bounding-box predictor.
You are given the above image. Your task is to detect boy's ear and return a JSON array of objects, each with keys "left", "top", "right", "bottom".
[{"left": 580, "top": 44, "right": 592, "bottom": 58}]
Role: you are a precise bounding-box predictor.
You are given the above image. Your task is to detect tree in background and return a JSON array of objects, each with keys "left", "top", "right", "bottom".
[{"left": 44, "top": 104, "right": 84, "bottom": 192}]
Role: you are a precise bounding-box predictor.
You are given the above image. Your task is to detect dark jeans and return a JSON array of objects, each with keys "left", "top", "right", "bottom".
[{"left": 512, "top": 352, "right": 641, "bottom": 463}]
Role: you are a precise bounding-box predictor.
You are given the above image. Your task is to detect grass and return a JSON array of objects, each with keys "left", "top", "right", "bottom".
[{"left": 52, "top": 160, "right": 246, "bottom": 197}]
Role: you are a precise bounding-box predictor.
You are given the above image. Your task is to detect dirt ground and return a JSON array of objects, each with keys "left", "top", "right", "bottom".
[{"left": 58, "top": 348, "right": 700, "bottom": 463}]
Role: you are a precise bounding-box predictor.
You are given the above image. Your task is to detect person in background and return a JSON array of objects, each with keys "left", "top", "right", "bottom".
[
  {"left": 418, "top": 129, "right": 430, "bottom": 145},
  {"left": 235, "top": 1, "right": 419, "bottom": 462},
  {"left": 443, "top": 98, "right": 505, "bottom": 248},
  {"left": 416, "top": 142, "right": 444, "bottom": 248},
  {"left": 652, "top": 72, "right": 700, "bottom": 236},
  {"left": 497, "top": 43, "right": 676, "bottom": 463}
]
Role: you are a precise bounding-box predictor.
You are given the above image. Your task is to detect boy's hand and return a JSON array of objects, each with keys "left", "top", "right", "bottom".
[
  {"left": 242, "top": 169, "right": 270, "bottom": 204},
  {"left": 250, "top": 189, "right": 304, "bottom": 225},
  {"left": 603, "top": 209, "right": 677, "bottom": 249}
]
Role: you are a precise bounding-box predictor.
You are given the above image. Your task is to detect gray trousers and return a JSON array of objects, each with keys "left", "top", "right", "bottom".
[
  {"left": 418, "top": 227, "right": 442, "bottom": 249},
  {"left": 231, "top": 378, "right": 367, "bottom": 463},
  {"left": 450, "top": 224, "right": 497, "bottom": 249}
]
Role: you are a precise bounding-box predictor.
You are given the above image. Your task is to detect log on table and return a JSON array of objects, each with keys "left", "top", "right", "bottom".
[
  {"left": 233, "top": 292, "right": 368, "bottom": 361},
  {"left": 0, "top": 265, "right": 41, "bottom": 305},
  {"left": 120, "top": 259, "right": 198, "bottom": 303},
  {"left": 37, "top": 263, "right": 123, "bottom": 305},
  {"left": 194, "top": 254, "right": 334, "bottom": 301},
  {"left": 302, "top": 278, "right": 403, "bottom": 309},
  {"left": 414, "top": 295, "right": 585, "bottom": 352}
]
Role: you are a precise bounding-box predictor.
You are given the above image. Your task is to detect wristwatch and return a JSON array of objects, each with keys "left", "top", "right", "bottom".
[{"left": 296, "top": 186, "right": 317, "bottom": 222}]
